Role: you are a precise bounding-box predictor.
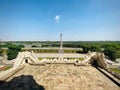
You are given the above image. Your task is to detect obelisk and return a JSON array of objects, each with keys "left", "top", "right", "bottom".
[
  {"left": 60, "top": 33, "right": 62, "bottom": 49},
  {"left": 59, "top": 33, "right": 64, "bottom": 53}
]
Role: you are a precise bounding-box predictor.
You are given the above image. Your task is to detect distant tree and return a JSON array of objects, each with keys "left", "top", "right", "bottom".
[
  {"left": 90, "top": 45, "right": 101, "bottom": 52},
  {"left": 0, "top": 44, "right": 2, "bottom": 56},
  {"left": 7, "top": 43, "right": 22, "bottom": 60},
  {"left": 81, "top": 44, "right": 90, "bottom": 53},
  {"left": 19, "top": 44, "right": 25, "bottom": 48},
  {"left": 31, "top": 45, "right": 38, "bottom": 47},
  {"left": 116, "top": 51, "right": 120, "bottom": 58},
  {"left": 104, "top": 47, "right": 117, "bottom": 61}
]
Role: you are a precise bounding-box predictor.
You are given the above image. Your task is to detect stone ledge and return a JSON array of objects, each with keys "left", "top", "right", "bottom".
[{"left": 0, "top": 65, "right": 25, "bottom": 81}]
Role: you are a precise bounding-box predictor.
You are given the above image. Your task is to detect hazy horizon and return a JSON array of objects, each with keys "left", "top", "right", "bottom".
[
  {"left": 0, "top": 0, "right": 120, "bottom": 41},
  {"left": 0, "top": 40, "right": 120, "bottom": 42}
]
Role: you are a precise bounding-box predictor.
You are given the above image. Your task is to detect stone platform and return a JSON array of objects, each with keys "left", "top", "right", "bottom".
[{"left": 0, "top": 64, "right": 119, "bottom": 90}]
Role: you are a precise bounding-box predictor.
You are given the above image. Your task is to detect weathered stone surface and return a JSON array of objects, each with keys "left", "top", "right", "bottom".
[{"left": 1, "top": 64, "right": 119, "bottom": 90}]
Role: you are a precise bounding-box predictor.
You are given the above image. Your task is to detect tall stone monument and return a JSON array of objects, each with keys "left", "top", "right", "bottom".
[{"left": 59, "top": 33, "right": 64, "bottom": 53}]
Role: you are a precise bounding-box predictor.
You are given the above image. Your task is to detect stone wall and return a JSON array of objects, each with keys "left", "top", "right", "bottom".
[{"left": 0, "top": 65, "right": 25, "bottom": 81}]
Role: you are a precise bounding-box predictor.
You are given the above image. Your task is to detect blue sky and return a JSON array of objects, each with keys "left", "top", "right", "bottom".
[{"left": 0, "top": 0, "right": 120, "bottom": 41}]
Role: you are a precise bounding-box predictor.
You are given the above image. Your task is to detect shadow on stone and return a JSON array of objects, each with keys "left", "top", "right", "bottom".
[
  {"left": 0, "top": 75, "right": 45, "bottom": 90},
  {"left": 91, "top": 60, "right": 98, "bottom": 67}
]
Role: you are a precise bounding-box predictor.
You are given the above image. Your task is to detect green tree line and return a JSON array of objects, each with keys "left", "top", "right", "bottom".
[{"left": 0, "top": 41, "right": 120, "bottom": 61}]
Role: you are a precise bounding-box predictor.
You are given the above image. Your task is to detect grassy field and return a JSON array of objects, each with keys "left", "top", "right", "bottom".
[
  {"left": 38, "top": 57, "right": 43, "bottom": 60},
  {"left": 0, "top": 66, "right": 12, "bottom": 71},
  {"left": 110, "top": 68, "right": 120, "bottom": 74}
]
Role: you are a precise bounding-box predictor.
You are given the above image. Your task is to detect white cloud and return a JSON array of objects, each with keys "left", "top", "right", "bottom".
[{"left": 55, "top": 15, "right": 60, "bottom": 23}]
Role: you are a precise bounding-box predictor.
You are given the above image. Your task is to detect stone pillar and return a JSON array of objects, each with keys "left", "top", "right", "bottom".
[
  {"left": 60, "top": 33, "right": 62, "bottom": 49},
  {"left": 59, "top": 33, "right": 64, "bottom": 53}
]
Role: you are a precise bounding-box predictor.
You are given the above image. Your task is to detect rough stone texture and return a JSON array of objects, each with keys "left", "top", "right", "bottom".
[{"left": 1, "top": 64, "right": 119, "bottom": 90}]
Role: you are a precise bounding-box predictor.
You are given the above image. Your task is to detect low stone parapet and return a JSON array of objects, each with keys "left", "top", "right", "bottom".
[
  {"left": 97, "top": 67, "right": 120, "bottom": 86},
  {"left": 0, "top": 65, "right": 25, "bottom": 81}
]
